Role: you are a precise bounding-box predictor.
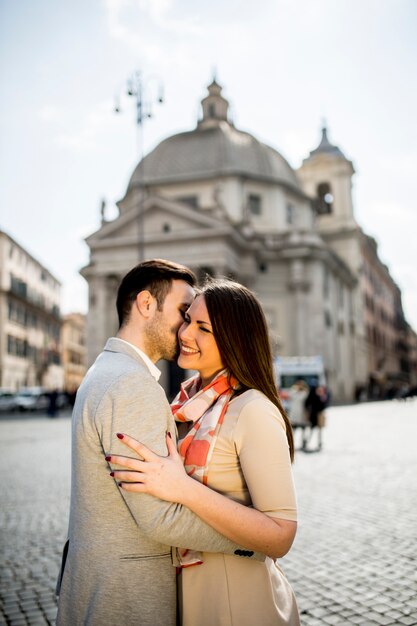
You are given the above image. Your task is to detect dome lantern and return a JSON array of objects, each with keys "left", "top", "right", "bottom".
[{"left": 198, "top": 77, "right": 231, "bottom": 128}]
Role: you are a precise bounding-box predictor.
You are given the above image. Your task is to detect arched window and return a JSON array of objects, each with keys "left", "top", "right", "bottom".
[
  {"left": 248, "top": 194, "right": 262, "bottom": 215},
  {"left": 315, "top": 182, "right": 334, "bottom": 214},
  {"left": 323, "top": 266, "right": 330, "bottom": 299},
  {"left": 286, "top": 204, "right": 294, "bottom": 225}
]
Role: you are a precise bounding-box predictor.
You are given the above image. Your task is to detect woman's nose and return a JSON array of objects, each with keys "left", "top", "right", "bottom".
[{"left": 179, "top": 323, "right": 193, "bottom": 343}]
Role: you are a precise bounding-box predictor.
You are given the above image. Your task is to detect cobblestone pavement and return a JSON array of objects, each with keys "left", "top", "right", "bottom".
[{"left": 0, "top": 399, "right": 416, "bottom": 625}]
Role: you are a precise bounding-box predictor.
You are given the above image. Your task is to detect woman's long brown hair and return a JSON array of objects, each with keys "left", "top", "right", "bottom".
[{"left": 202, "top": 278, "right": 295, "bottom": 462}]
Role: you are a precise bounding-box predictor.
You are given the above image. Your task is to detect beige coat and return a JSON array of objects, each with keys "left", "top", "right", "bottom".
[
  {"left": 178, "top": 390, "right": 299, "bottom": 626},
  {"left": 56, "top": 338, "right": 261, "bottom": 626}
]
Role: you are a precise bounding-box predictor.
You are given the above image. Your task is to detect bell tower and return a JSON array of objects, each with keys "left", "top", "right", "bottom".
[{"left": 298, "top": 124, "right": 356, "bottom": 232}]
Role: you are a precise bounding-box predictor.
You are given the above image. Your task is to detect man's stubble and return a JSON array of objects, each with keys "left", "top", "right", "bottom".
[{"left": 145, "top": 311, "right": 180, "bottom": 363}]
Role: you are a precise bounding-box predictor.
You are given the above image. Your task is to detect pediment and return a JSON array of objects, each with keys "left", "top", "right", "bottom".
[{"left": 86, "top": 195, "right": 230, "bottom": 246}]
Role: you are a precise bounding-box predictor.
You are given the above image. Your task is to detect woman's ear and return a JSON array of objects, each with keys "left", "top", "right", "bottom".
[{"left": 135, "top": 290, "right": 157, "bottom": 318}]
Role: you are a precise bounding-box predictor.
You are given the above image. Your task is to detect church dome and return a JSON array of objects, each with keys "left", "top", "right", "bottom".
[{"left": 127, "top": 80, "right": 302, "bottom": 193}]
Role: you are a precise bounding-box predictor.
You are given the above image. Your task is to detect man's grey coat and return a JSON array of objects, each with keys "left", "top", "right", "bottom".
[{"left": 56, "top": 339, "right": 259, "bottom": 626}]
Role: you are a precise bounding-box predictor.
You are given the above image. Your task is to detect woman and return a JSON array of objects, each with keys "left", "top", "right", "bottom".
[
  {"left": 288, "top": 379, "right": 310, "bottom": 450},
  {"left": 108, "top": 279, "right": 300, "bottom": 625}
]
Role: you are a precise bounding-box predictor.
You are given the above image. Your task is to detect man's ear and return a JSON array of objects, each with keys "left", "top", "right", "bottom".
[{"left": 135, "top": 290, "right": 157, "bottom": 318}]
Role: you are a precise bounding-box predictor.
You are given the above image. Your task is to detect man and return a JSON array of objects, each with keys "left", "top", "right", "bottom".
[{"left": 56, "top": 259, "right": 260, "bottom": 626}]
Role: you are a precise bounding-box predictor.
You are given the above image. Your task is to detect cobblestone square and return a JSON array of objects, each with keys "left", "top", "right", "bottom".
[{"left": 1, "top": 399, "right": 416, "bottom": 625}]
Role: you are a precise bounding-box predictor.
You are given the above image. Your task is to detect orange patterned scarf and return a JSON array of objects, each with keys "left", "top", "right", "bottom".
[
  {"left": 172, "top": 369, "right": 239, "bottom": 485},
  {"left": 171, "top": 369, "right": 239, "bottom": 567}
]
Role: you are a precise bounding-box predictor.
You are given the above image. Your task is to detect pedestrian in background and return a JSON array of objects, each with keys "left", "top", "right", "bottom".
[
  {"left": 288, "top": 379, "right": 310, "bottom": 450},
  {"left": 304, "top": 383, "right": 329, "bottom": 451},
  {"left": 47, "top": 389, "right": 58, "bottom": 418}
]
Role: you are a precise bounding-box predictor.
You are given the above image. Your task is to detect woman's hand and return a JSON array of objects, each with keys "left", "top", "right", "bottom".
[{"left": 106, "top": 433, "right": 191, "bottom": 503}]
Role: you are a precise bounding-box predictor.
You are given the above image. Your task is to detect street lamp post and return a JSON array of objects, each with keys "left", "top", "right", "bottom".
[{"left": 115, "top": 71, "right": 164, "bottom": 262}]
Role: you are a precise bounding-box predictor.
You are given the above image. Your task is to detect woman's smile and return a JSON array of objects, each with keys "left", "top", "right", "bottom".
[{"left": 180, "top": 343, "right": 200, "bottom": 356}]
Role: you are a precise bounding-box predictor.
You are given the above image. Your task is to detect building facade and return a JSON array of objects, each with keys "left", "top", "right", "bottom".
[
  {"left": 0, "top": 230, "right": 63, "bottom": 390},
  {"left": 80, "top": 79, "right": 415, "bottom": 402},
  {"left": 297, "top": 129, "right": 414, "bottom": 398},
  {"left": 406, "top": 326, "right": 417, "bottom": 392},
  {"left": 61, "top": 313, "right": 87, "bottom": 394}
]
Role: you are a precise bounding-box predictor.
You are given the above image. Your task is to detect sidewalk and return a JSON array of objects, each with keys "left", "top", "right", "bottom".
[
  {"left": 282, "top": 398, "right": 417, "bottom": 625},
  {"left": 0, "top": 399, "right": 416, "bottom": 625}
]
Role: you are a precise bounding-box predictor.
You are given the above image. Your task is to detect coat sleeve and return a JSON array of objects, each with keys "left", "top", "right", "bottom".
[
  {"left": 98, "top": 370, "right": 264, "bottom": 559},
  {"left": 233, "top": 395, "right": 298, "bottom": 522}
]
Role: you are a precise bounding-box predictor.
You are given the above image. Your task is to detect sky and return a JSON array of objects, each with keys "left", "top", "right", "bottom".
[{"left": 1, "top": 0, "right": 416, "bottom": 330}]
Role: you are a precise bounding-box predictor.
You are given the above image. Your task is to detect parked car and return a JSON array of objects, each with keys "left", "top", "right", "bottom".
[
  {"left": 0, "top": 389, "right": 18, "bottom": 412},
  {"left": 15, "top": 387, "right": 49, "bottom": 412}
]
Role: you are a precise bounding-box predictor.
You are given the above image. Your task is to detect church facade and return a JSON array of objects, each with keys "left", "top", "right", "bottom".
[{"left": 81, "top": 79, "right": 414, "bottom": 402}]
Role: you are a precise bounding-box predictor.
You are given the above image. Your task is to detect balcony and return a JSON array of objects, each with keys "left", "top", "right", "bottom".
[{"left": 9, "top": 276, "right": 61, "bottom": 319}]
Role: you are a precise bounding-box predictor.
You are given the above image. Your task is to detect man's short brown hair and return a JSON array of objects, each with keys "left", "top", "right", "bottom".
[{"left": 116, "top": 259, "right": 196, "bottom": 328}]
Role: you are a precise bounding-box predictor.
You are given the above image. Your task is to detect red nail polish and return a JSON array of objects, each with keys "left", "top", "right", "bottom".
[
  {"left": 110, "top": 472, "right": 114, "bottom": 477},
  {"left": 105, "top": 456, "right": 111, "bottom": 462},
  {"left": 117, "top": 433, "right": 124, "bottom": 440},
  {"left": 167, "top": 432, "right": 172, "bottom": 439}
]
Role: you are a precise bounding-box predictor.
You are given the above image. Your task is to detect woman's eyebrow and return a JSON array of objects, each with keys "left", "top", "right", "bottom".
[
  {"left": 196, "top": 319, "right": 212, "bottom": 327},
  {"left": 185, "top": 311, "right": 212, "bottom": 327}
]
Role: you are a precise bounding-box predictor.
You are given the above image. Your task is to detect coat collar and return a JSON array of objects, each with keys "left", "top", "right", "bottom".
[{"left": 103, "top": 337, "right": 161, "bottom": 381}]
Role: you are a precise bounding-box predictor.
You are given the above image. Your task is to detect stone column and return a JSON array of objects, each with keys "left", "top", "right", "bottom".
[
  {"left": 287, "top": 259, "right": 309, "bottom": 356},
  {"left": 105, "top": 275, "right": 120, "bottom": 339},
  {"left": 86, "top": 274, "right": 108, "bottom": 366}
]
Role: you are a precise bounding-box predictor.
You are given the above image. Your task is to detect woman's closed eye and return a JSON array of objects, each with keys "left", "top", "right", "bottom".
[{"left": 182, "top": 311, "right": 211, "bottom": 333}]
